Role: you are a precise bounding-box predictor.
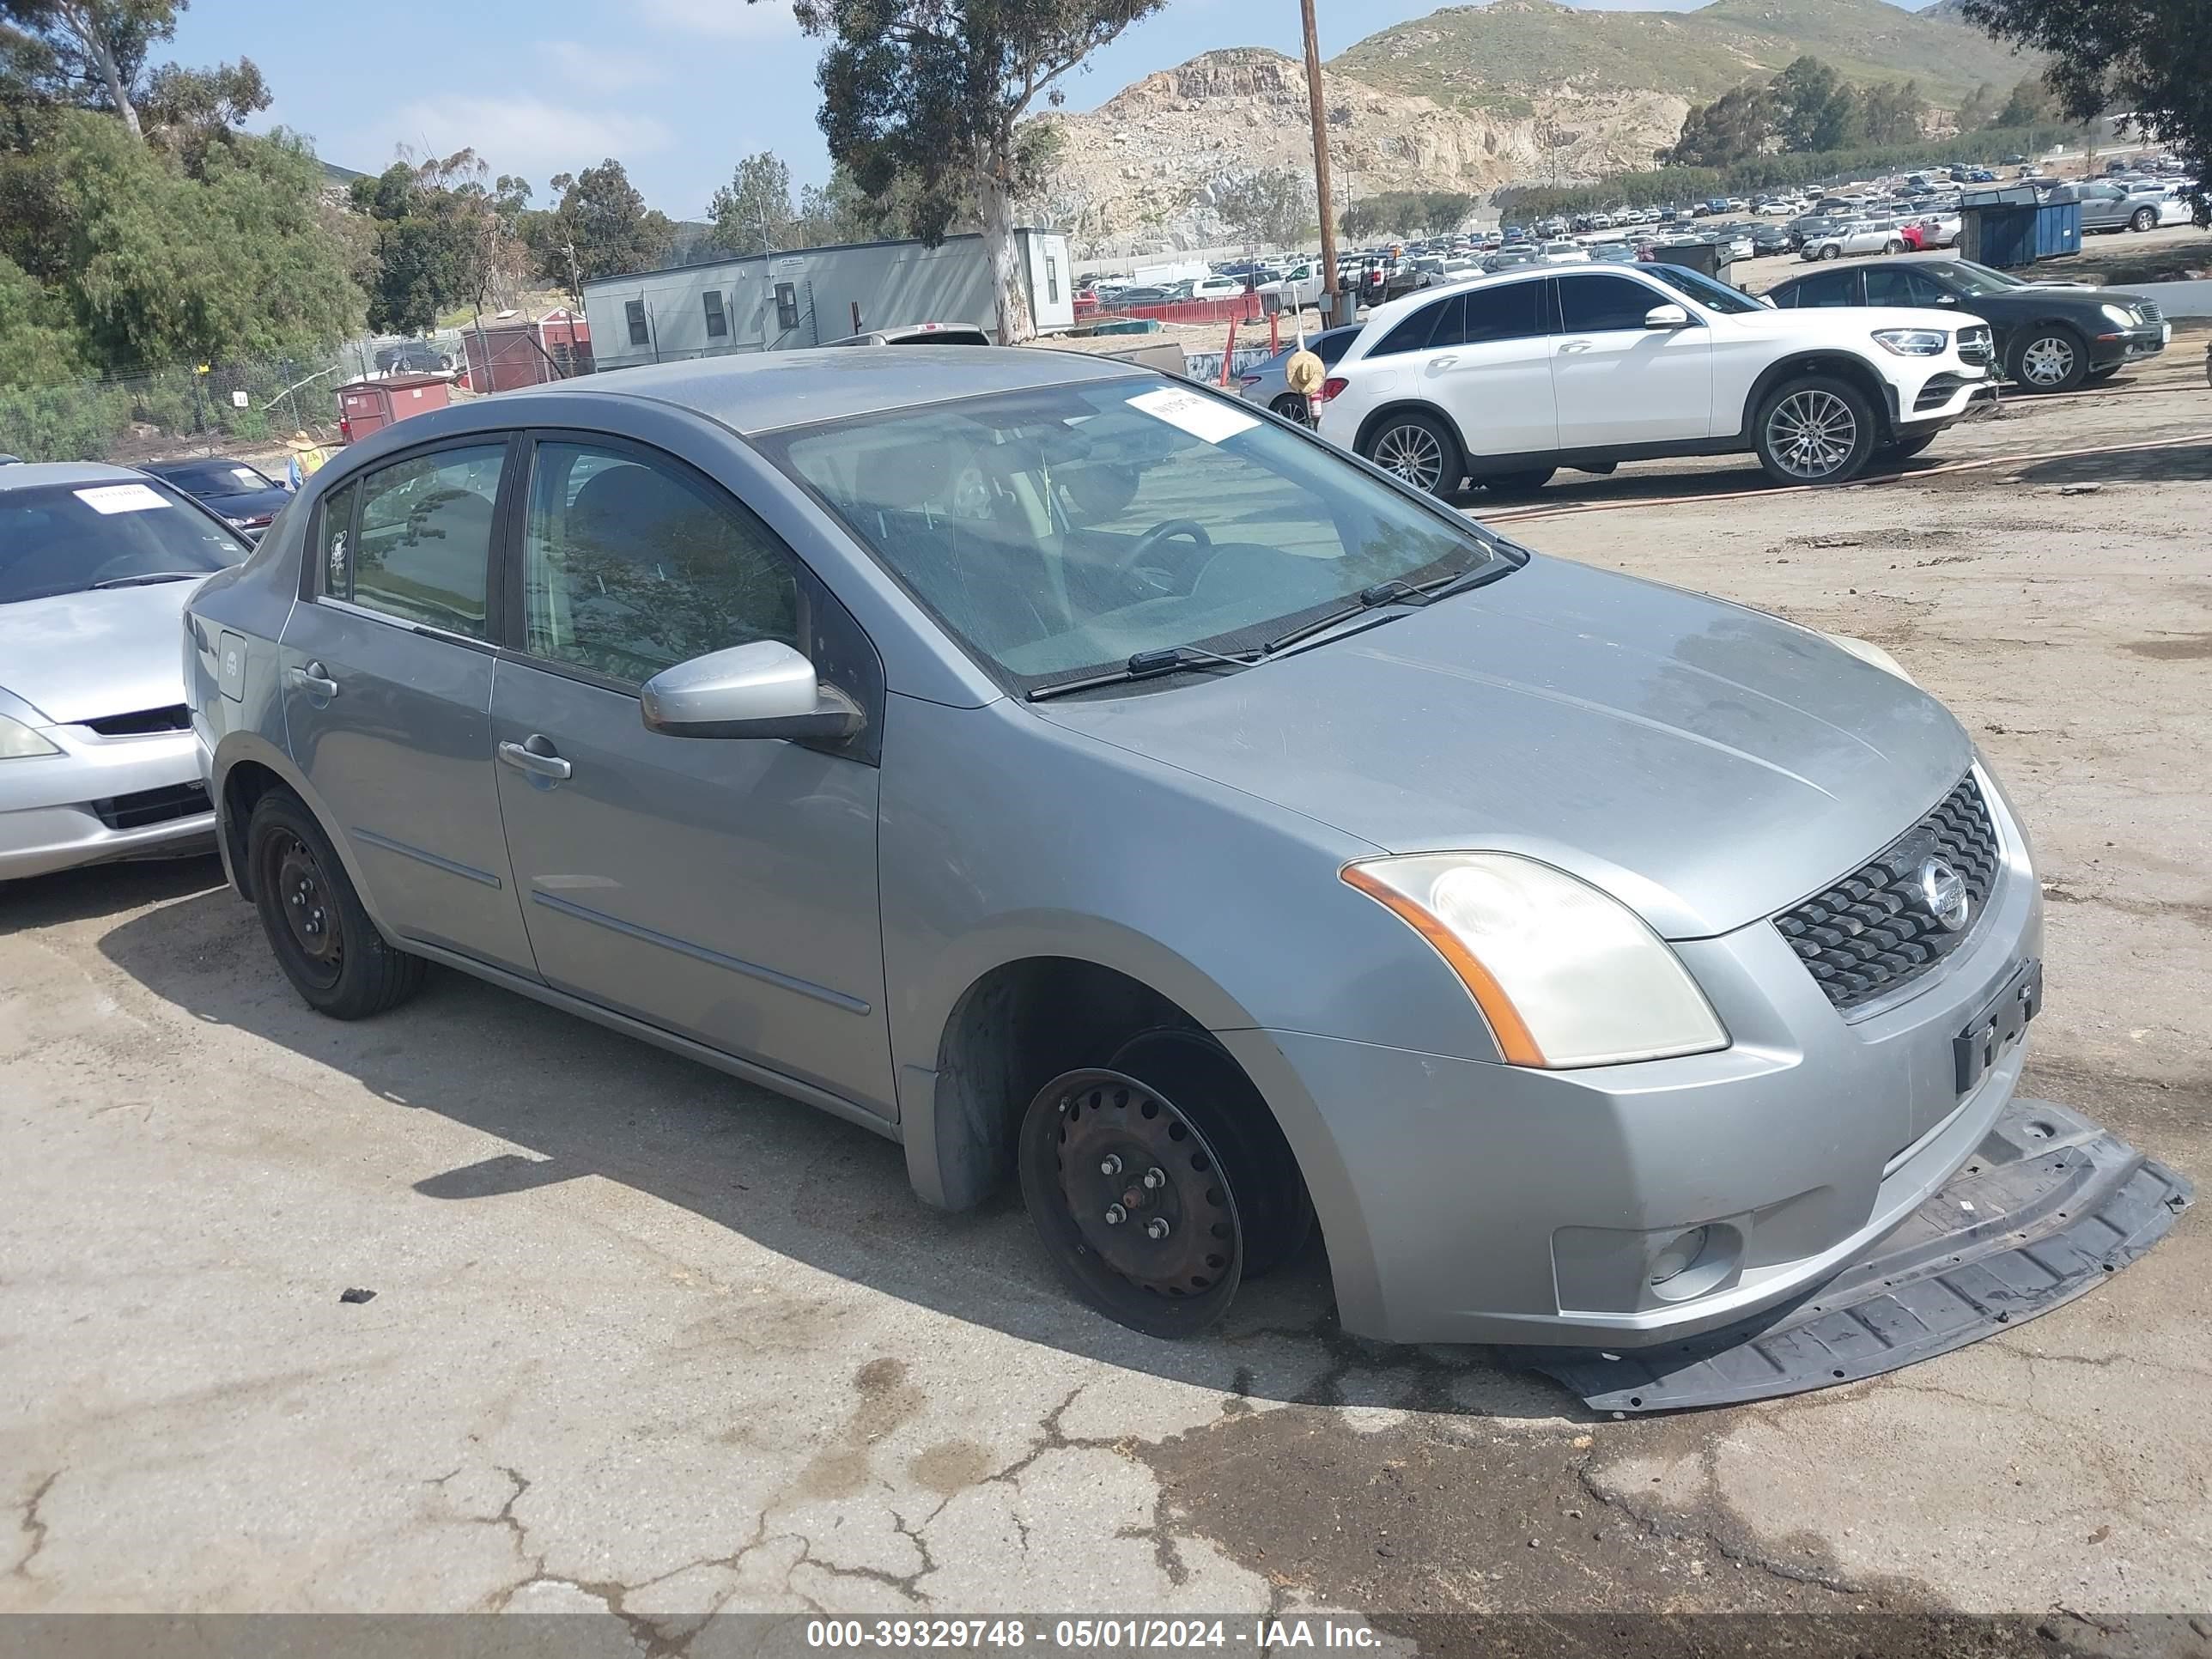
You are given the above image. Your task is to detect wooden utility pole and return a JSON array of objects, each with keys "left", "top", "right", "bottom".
[{"left": 1300, "top": 0, "right": 1339, "bottom": 325}]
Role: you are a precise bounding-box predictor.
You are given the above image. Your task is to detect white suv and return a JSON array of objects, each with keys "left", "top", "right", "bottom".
[{"left": 1313, "top": 263, "right": 1993, "bottom": 494}]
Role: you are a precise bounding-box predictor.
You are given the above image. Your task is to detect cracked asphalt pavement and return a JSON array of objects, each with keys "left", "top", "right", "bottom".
[{"left": 3, "top": 340, "right": 2209, "bottom": 1643}]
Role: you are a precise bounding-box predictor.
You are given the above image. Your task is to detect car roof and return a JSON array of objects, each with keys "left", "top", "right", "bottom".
[
  {"left": 534, "top": 345, "right": 1149, "bottom": 435},
  {"left": 0, "top": 460, "right": 149, "bottom": 495}
]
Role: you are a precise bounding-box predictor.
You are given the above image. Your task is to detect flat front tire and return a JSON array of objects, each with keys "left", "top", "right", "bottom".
[
  {"left": 1754, "top": 375, "right": 1879, "bottom": 486},
  {"left": 247, "top": 789, "right": 427, "bottom": 1019},
  {"left": 1361, "top": 410, "right": 1462, "bottom": 497},
  {"left": 1018, "top": 1032, "right": 1313, "bottom": 1340}
]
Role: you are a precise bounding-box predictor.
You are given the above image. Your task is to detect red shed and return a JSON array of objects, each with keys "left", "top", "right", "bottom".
[
  {"left": 337, "top": 374, "right": 451, "bottom": 442},
  {"left": 460, "top": 309, "right": 594, "bottom": 393}
]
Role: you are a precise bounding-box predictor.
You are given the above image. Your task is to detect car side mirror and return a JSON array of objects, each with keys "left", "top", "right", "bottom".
[
  {"left": 1644, "top": 303, "right": 1692, "bottom": 329},
  {"left": 641, "top": 640, "right": 862, "bottom": 741},
  {"left": 1936, "top": 293, "right": 1958, "bottom": 305}
]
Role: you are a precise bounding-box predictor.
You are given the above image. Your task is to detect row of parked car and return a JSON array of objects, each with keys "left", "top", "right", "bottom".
[
  {"left": 1234, "top": 251, "right": 2171, "bottom": 495},
  {"left": 8, "top": 326, "right": 2107, "bottom": 1370}
]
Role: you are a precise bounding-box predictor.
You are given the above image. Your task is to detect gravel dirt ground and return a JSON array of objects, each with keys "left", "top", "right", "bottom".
[{"left": 2, "top": 336, "right": 2209, "bottom": 1647}]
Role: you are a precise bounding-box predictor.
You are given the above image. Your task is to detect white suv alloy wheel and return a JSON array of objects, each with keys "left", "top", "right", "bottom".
[
  {"left": 1764, "top": 388, "right": 1860, "bottom": 480},
  {"left": 1371, "top": 422, "right": 1448, "bottom": 493}
]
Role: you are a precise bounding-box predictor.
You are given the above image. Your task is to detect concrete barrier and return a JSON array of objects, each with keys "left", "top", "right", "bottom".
[{"left": 2130, "top": 278, "right": 2212, "bottom": 319}]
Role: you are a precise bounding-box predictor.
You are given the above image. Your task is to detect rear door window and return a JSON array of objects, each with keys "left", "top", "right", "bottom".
[
  {"left": 1778, "top": 270, "right": 1862, "bottom": 308},
  {"left": 1557, "top": 275, "right": 1667, "bottom": 333}
]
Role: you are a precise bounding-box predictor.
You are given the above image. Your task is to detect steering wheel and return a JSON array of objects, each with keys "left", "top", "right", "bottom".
[{"left": 1112, "top": 518, "right": 1212, "bottom": 576}]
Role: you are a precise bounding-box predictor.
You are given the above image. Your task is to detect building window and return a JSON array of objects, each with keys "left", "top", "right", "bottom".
[
  {"left": 775, "top": 282, "right": 800, "bottom": 332},
  {"left": 624, "top": 300, "right": 648, "bottom": 347},
  {"left": 702, "top": 289, "right": 727, "bottom": 338},
  {"left": 1046, "top": 254, "right": 1060, "bottom": 304}
]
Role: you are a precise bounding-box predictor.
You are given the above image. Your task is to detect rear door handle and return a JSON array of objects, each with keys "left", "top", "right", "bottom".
[
  {"left": 498, "top": 737, "right": 573, "bottom": 782},
  {"left": 287, "top": 661, "right": 339, "bottom": 699}
]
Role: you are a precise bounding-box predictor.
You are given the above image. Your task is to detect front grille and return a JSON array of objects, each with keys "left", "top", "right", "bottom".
[
  {"left": 1774, "top": 774, "right": 2001, "bottom": 1012},
  {"left": 2136, "top": 301, "right": 2163, "bottom": 325},
  {"left": 82, "top": 704, "right": 190, "bottom": 737},
  {"left": 91, "top": 780, "right": 209, "bottom": 831},
  {"left": 1915, "top": 373, "right": 1971, "bottom": 411},
  {"left": 1956, "top": 327, "right": 1994, "bottom": 368}
]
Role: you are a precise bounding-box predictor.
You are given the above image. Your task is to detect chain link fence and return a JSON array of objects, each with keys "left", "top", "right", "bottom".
[{"left": 0, "top": 343, "right": 400, "bottom": 465}]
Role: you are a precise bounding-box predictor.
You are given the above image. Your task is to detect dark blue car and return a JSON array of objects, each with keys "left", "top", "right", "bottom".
[{"left": 139, "top": 459, "right": 294, "bottom": 542}]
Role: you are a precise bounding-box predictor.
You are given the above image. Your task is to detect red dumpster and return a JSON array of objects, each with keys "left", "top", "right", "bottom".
[{"left": 337, "top": 374, "right": 452, "bottom": 443}]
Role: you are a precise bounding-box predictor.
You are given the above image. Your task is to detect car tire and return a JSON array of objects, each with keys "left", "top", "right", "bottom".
[
  {"left": 1360, "top": 409, "right": 1463, "bottom": 497},
  {"left": 247, "top": 788, "right": 427, "bottom": 1019},
  {"left": 1819, "top": 244, "right": 1842, "bottom": 261},
  {"left": 1270, "top": 393, "right": 1310, "bottom": 424},
  {"left": 1483, "top": 467, "right": 1557, "bottom": 498},
  {"left": 1881, "top": 431, "right": 1939, "bottom": 460},
  {"left": 1017, "top": 1032, "right": 1314, "bottom": 1340},
  {"left": 2130, "top": 207, "right": 2156, "bottom": 233},
  {"left": 1753, "top": 374, "right": 1880, "bottom": 487},
  {"left": 2011, "top": 325, "right": 2088, "bottom": 393},
  {"left": 1883, "top": 240, "right": 1905, "bottom": 255}
]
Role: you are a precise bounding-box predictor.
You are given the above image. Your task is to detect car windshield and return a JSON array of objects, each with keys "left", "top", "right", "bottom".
[
  {"left": 0, "top": 480, "right": 246, "bottom": 604},
  {"left": 763, "top": 378, "right": 1516, "bottom": 692},
  {"left": 1920, "top": 260, "right": 2026, "bottom": 296},
  {"left": 1639, "top": 262, "right": 1765, "bottom": 315},
  {"left": 149, "top": 460, "right": 276, "bottom": 498}
]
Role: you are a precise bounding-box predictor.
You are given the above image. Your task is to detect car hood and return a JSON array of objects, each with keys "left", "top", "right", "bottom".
[
  {"left": 1031, "top": 556, "right": 1972, "bottom": 939},
  {"left": 0, "top": 581, "right": 199, "bottom": 725}
]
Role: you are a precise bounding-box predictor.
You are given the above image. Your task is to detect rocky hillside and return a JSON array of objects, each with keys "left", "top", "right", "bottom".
[
  {"left": 1334, "top": 0, "right": 2033, "bottom": 112},
  {"left": 1036, "top": 47, "right": 1686, "bottom": 256}
]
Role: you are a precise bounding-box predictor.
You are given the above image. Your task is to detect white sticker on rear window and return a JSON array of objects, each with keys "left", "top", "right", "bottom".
[
  {"left": 230, "top": 468, "right": 263, "bottom": 488},
  {"left": 74, "top": 483, "right": 171, "bottom": 514},
  {"left": 1126, "top": 386, "right": 1260, "bottom": 445}
]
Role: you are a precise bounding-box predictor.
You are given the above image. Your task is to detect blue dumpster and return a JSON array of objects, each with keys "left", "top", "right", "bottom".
[{"left": 1962, "top": 185, "right": 2083, "bottom": 268}]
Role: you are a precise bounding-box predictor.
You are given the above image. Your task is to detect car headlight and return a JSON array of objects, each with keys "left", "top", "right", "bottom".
[
  {"left": 1341, "top": 854, "right": 1729, "bottom": 1068},
  {"left": 2100, "top": 303, "right": 2141, "bottom": 328},
  {"left": 0, "top": 711, "right": 60, "bottom": 759},
  {"left": 1872, "top": 328, "right": 1948, "bottom": 356}
]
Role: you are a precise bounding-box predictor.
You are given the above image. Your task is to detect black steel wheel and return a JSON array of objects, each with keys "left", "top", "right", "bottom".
[
  {"left": 1019, "top": 1068, "right": 1245, "bottom": 1337},
  {"left": 246, "top": 789, "right": 427, "bottom": 1019}
]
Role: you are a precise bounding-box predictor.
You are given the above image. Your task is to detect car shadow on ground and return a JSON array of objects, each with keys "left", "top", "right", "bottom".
[
  {"left": 91, "top": 881, "right": 1584, "bottom": 1421},
  {"left": 2008, "top": 441, "right": 2212, "bottom": 486},
  {"left": 1, "top": 854, "right": 227, "bottom": 937}
]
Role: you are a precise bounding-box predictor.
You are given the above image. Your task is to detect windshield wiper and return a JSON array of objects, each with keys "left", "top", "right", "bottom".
[
  {"left": 1258, "top": 560, "right": 1502, "bottom": 658},
  {"left": 88, "top": 572, "right": 205, "bottom": 590},
  {"left": 1026, "top": 643, "right": 1261, "bottom": 702}
]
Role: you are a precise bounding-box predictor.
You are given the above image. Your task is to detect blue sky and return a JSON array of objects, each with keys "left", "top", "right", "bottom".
[{"left": 171, "top": 0, "right": 1927, "bottom": 222}]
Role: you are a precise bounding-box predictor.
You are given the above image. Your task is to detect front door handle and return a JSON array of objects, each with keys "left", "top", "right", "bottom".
[
  {"left": 1428, "top": 354, "right": 1459, "bottom": 369},
  {"left": 287, "top": 661, "right": 339, "bottom": 699},
  {"left": 498, "top": 737, "right": 573, "bottom": 781},
  {"left": 1558, "top": 340, "right": 1593, "bottom": 355}
]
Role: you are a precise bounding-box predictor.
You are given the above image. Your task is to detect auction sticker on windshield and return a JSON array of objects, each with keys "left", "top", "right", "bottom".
[
  {"left": 74, "top": 483, "right": 171, "bottom": 514},
  {"left": 1127, "top": 386, "right": 1260, "bottom": 445}
]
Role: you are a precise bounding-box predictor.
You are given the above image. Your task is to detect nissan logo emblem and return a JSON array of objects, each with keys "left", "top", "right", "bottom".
[{"left": 1917, "top": 857, "right": 1972, "bottom": 933}]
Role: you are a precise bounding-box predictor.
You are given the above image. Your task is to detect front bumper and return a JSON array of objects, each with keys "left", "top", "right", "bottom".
[
  {"left": 1221, "top": 766, "right": 2046, "bottom": 1348},
  {"left": 2090, "top": 322, "right": 2169, "bottom": 368},
  {"left": 1890, "top": 355, "right": 1993, "bottom": 430},
  {"left": 0, "top": 725, "right": 215, "bottom": 881}
]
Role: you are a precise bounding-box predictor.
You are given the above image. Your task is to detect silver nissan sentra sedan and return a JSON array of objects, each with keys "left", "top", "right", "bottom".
[{"left": 182, "top": 347, "right": 2052, "bottom": 1352}]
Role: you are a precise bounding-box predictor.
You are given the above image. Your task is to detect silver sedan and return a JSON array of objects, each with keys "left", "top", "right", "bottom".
[
  {"left": 179, "top": 349, "right": 2177, "bottom": 1386},
  {"left": 1, "top": 463, "right": 246, "bottom": 879}
]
